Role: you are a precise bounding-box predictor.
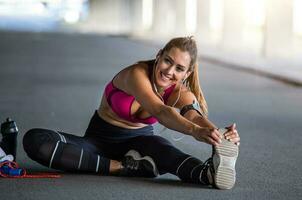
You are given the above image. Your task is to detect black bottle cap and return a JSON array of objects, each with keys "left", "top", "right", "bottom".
[{"left": 1, "top": 117, "right": 18, "bottom": 134}]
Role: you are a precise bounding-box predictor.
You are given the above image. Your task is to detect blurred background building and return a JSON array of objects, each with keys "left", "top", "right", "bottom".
[{"left": 0, "top": 0, "right": 301, "bottom": 84}]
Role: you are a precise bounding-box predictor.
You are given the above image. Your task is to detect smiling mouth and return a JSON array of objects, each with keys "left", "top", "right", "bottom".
[{"left": 160, "top": 72, "right": 171, "bottom": 81}]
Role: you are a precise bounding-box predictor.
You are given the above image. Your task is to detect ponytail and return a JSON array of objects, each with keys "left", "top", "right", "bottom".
[{"left": 185, "top": 63, "right": 208, "bottom": 116}]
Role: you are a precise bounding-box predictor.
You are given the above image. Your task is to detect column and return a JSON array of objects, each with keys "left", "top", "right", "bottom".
[
  {"left": 151, "top": 0, "right": 175, "bottom": 39},
  {"left": 196, "top": 0, "right": 212, "bottom": 45},
  {"left": 220, "top": 0, "right": 245, "bottom": 52},
  {"left": 79, "top": 0, "right": 131, "bottom": 34},
  {"left": 264, "top": 0, "right": 294, "bottom": 59},
  {"left": 174, "top": 0, "right": 187, "bottom": 36},
  {"left": 129, "top": 0, "right": 143, "bottom": 36}
]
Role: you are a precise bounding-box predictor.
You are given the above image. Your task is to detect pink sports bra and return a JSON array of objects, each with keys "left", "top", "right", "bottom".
[{"left": 104, "top": 81, "right": 175, "bottom": 125}]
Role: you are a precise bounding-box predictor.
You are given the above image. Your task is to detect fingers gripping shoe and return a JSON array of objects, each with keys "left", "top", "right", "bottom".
[
  {"left": 120, "top": 150, "right": 159, "bottom": 178},
  {"left": 211, "top": 128, "right": 239, "bottom": 189}
]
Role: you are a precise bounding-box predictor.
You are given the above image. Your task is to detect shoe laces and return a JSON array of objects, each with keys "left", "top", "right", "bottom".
[{"left": 125, "top": 157, "right": 139, "bottom": 171}]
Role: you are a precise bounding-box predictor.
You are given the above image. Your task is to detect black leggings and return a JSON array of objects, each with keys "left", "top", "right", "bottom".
[{"left": 23, "top": 111, "right": 210, "bottom": 184}]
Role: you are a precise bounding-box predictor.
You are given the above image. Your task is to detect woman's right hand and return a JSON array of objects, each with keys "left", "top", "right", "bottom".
[{"left": 192, "top": 126, "right": 222, "bottom": 146}]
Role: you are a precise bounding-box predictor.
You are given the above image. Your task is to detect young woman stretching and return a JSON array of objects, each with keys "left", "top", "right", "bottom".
[{"left": 23, "top": 37, "right": 240, "bottom": 189}]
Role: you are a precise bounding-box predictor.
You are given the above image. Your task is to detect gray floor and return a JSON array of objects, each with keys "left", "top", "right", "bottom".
[{"left": 0, "top": 31, "right": 301, "bottom": 200}]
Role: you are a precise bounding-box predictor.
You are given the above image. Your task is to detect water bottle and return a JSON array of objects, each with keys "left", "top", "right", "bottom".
[
  {"left": 0, "top": 118, "right": 18, "bottom": 161},
  {"left": 0, "top": 164, "right": 24, "bottom": 177}
]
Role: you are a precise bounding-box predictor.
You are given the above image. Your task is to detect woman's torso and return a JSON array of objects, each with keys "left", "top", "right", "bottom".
[{"left": 98, "top": 60, "right": 181, "bottom": 129}]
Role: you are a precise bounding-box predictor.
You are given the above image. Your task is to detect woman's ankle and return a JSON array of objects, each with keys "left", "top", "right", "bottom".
[{"left": 109, "top": 160, "right": 122, "bottom": 175}]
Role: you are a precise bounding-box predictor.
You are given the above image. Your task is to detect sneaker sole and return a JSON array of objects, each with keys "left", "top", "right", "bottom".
[
  {"left": 125, "top": 150, "right": 159, "bottom": 177},
  {"left": 213, "top": 129, "right": 239, "bottom": 190}
]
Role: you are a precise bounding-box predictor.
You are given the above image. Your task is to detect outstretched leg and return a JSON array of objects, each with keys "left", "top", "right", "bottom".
[
  {"left": 125, "top": 134, "right": 238, "bottom": 189},
  {"left": 125, "top": 135, "right": 212, "bottom": 184},
  {"left": 23, "top": 128, "right": 110, "bottom": 175}
]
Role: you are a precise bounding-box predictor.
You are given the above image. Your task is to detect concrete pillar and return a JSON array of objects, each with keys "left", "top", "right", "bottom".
[
  {"left": 174, "top": 0, "right": 187, "bottom": 36},
  {"left": 79, "top": 0, "right": 132, "bottom": 34},
  {"left": 129, "top": 0, "right": 144, "bottom": 35},
  {"left": 196, "top": 0, "right": 212, "bottom": 45},
  {"left": 264, "top": 0, "right": 293, "bottom": 59},
  {"left": 152, "top": 0, "right": 175, "bottom": 39},
  {"left": 129, "top": 0, "right": 155, "bottom": 37},
  {"left": 220, "top": 0, "right": 245, "bottom": 52}
]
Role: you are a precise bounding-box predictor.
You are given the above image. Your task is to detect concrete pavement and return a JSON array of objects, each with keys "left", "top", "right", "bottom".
[{"left": 0, "top": 30, "right": 301, "bottom": 200}]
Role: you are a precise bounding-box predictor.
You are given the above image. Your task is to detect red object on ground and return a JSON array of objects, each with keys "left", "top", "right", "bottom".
[{"left": 0, "top": 161, "right": 61, "bottom": 178}]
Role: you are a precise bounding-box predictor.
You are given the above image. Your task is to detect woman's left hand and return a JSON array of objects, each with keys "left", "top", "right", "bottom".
[{"left": 223, "top": 123, "right": 240, "bottom": 146}]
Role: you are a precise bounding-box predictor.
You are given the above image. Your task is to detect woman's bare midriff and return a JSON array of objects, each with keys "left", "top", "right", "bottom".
[{"left": 97, "top": 94, "right": 148, "bottom": 129}]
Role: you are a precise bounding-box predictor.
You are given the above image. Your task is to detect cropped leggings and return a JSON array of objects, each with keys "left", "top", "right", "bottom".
[{"left": 23, "top": 111, "right": 210, "bottom": 184}]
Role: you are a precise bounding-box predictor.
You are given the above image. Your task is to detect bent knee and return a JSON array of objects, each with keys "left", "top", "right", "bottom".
[
  {"left": 23, "top": 128, "right": 58, "bottom": 160},
  {"left": 23, "top": 128, "right": 47, "bottom": 150}
]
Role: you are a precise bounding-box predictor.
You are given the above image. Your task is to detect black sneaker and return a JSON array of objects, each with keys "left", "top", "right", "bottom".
[
  {"left": 119, "top": 150, "right": 159, "bottom": 178},
  {"left": 209, "top": 128, "right": 239, "bottom": 189}
]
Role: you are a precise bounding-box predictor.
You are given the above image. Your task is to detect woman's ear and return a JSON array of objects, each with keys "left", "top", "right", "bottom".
[
  {"left": 185, "top": 71, "right": 192, "bottom": 79},
  {"left": 182, "top": 71, "right": 191, "bottom": 83}
]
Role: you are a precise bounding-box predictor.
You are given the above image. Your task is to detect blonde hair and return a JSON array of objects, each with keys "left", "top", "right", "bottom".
[{"left": 162, "top": 36, "right": 208, "bottom": 116}]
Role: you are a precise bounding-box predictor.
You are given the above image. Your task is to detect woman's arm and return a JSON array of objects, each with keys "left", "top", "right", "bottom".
[
  {"left": 122, "top": 65, "right": 222, "bottom": 146},
  {"left": 176, "top": 89, "right": 240, "bottom": 146}
]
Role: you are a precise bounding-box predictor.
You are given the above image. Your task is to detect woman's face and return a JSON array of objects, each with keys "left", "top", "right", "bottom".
[{"left": 155, "top": 47, "right": 191, "bottom": 89}]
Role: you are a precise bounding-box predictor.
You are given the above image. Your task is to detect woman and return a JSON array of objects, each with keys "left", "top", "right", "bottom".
[{"left": 23, "top": 37, "right": 240, "bottom": 189}]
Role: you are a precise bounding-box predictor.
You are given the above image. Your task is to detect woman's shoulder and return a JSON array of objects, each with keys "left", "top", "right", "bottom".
[
  {"left": 173, "top": 84, "right": 196, "bottom": 108},
  {"left": 134, "top": 59, "right": 155, "bottom": 71},
  {"left": 113, "top": 60, "right": 154, "bottom": 90},
  {"left": 178, "top": 84, "right": 192, "bottom": 94},
  {"left": 124, "top": 59, "right": 155, "bottom": 77},
  {"left": 137, "top": 59, "right": 155, "bottom": 67}
]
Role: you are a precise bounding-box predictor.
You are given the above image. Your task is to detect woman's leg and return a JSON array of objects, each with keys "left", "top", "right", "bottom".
[
  {"left": 126, "top": 134, "right": 239, "bottom": 189},
  {"left": 126, "top": 135, "right": 213, "bottom": 185},
  {"left": 22, "top": 128, "right": 159, "bottom": 177},
  {"left": 22, "top": 128, "right": 111, "bottom": 175}
]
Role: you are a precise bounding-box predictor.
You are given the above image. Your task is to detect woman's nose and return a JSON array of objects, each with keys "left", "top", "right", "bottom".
[{"left": 164, "top": 65, "right": 175, "bottom": 76}]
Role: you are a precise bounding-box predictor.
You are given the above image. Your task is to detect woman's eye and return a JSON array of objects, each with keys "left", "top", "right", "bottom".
[
  {"left": 176, "top": 67, "right": 185, "bottom": 72},
  {"left": 164, "top": 58, "right": 172, "bottom": 65}
]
